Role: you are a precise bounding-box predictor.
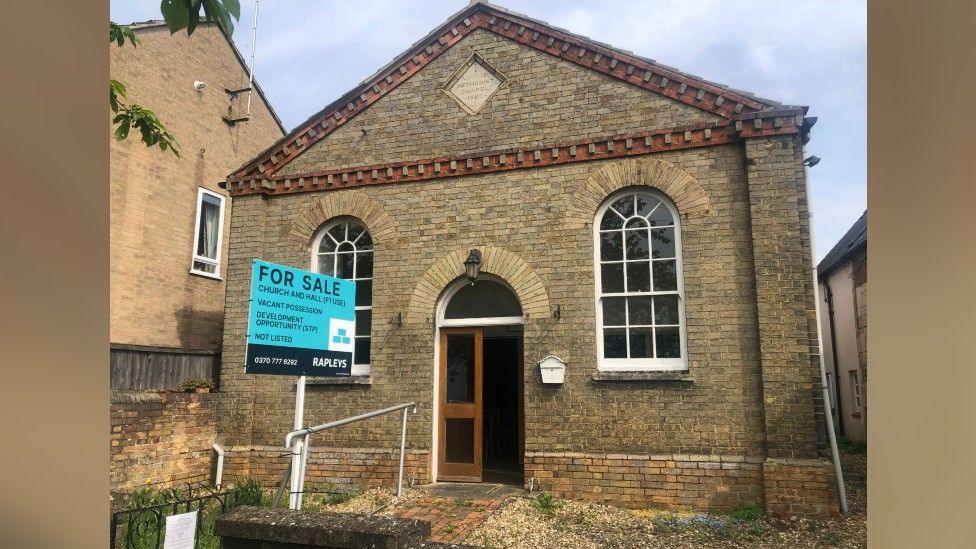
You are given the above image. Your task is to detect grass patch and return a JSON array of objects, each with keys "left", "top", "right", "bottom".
[
  {"left": 453, "top": 497, "right": 474, "bottom": 508},
  {"left": 821, "top": 530, "right": 842, "bottom": 545},
  {"left": 728, "top": 503, "right": 763, "bottom": 524},
  {"left": 530, "top": 491, "right": 562, "bottom": 515},
  {"left": 837, "top": 435, "right": 867, "bottom": 454}
]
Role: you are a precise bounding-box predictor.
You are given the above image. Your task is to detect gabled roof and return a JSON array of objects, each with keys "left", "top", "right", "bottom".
[
  {"left": 227, "top": 0, "right": 806, "bottom": 184},
  {"left": 125, "top": 19, "right": 286, "bottom": 134},
  {"left": 817, "top": 210, "right": 867, "bottom": 276}
]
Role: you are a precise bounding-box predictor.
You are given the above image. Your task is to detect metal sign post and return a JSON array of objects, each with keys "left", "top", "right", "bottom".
[{"left": 288, "top": 375, "right": 306, "bottom": 509}]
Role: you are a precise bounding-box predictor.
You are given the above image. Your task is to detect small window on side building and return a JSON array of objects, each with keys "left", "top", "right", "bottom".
[
  {"left": 190, "top": 188, "right": 225, "bottom": 278},
  {"left": 849, "top": 370, "right": 863, "bottom": 412}
]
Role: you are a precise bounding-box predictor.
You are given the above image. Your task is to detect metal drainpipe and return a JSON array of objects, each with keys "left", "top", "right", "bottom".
[
  {"left": 804, "top": 165, "right": 850, "bottom": 514},
  {"left": 212, "top": 443, "right": 225, "bottom": 490},
  {"left": 824, "top": 282, "right": 845, "bottom": 436}
]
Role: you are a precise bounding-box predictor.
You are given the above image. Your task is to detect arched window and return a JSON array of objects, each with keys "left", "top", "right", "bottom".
[
  {"left": 312, "top": 219, "right": 372, "bottom": 375},
  {"left": 594, "top": 190, "right": 686, "bottom": 371}
]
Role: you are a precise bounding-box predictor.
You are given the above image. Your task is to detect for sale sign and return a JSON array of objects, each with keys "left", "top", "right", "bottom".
[{"left": 245, "top": 260, "right": 355, "bottom": 377}]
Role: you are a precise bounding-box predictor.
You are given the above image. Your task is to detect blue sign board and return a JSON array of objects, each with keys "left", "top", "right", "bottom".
[{"left": 245, "top": 260, "right": 355, "bottom": 377}]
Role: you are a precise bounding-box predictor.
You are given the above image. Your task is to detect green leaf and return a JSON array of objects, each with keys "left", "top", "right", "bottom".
[
  {"left": 160, "top": 0, "right": 191, "bottom": 34},
  {"left": 109, "top": 79, "right": 126, "bottom": 97},
  {"left": 114, "top": 120, "right": 130, "bottom": 140},
  {"left": 109, "top": 22, "right": 140, "bottom": 46},
  {"left": 223, "top": 0, "right": 240, "bottom": 19}
]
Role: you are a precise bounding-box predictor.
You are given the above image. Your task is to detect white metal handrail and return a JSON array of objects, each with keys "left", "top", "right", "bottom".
[{"left": 281, "top": 402, "right": 418, "bottom": 509}]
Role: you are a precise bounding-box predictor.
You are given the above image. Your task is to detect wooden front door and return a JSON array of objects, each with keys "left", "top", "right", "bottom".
[{"left": 438, "top": 327, "right": 483, "bottom": 481}]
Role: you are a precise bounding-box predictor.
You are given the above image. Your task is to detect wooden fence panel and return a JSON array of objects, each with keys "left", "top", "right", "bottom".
[{"left": 110, "top": 347, "right": 219, "bottom": 390}]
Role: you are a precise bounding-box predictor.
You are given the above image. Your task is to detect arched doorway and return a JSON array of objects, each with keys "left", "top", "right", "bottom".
[{"left": 434, "top": 275, "right": 524, "bottom": 484}]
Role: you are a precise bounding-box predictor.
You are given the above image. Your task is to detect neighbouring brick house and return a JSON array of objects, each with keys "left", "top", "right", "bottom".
[
  {"left": 817, "top": 211, "right": 867, "bottom": 443},
  {"left": 216, "top": 2, "right": 837, "bottom": 517},
  {"left": 110, "top": 20, "right": 283, "bottom": 492}
]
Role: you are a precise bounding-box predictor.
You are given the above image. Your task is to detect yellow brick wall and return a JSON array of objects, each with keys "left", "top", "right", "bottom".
[{"left": 110, "top": 23, "right": 283, "bottom": 351}]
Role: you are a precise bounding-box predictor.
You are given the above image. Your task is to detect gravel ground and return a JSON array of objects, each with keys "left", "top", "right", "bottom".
[
  {"left": 466, "top": 451, "right": 866, "bottom": 548},
  {"left": 292, "top": 450, "right": 866, "bottom": 548}
]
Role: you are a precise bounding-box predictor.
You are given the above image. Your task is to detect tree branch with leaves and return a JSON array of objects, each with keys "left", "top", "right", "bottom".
[{"left": 109, "top": 1, "right": 242, "bottom": 157}]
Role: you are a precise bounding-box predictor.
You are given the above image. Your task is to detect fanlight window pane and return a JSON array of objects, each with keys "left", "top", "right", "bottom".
[
  {"left": 444, "top": 280, "right": 522, "bottom": 319},
  {"left": 648, "top": 204, "right": 673, "bottom": 226},
  {"left": 358, "top": 232, "right": 373, "bottom": 250},
  {"left": 319, "top": 237, "right": 337, "bottom": 253},
  {"left": 328, "top": 224, "right": 345, "bottom": 242},
  {"left": 600, "top": 210, "right": 624, "bottom": 230},
  {"left": 611, "top": 196, "right": 634, "bottom": 217},
  {"left": 347, "top": 223, "right": 364, "bottom": 242},
  {"left": 636, "top": 195, "right": 660, "bottom": 217}
]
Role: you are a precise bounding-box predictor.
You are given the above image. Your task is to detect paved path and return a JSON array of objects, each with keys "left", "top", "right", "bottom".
[{"left": 394, "top": 483, "right": 521, "bottom": 544}]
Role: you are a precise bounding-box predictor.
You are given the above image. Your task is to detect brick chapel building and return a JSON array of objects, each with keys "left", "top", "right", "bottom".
[{"left": 216, "top": 2, "right": 837, "bottom": 516}]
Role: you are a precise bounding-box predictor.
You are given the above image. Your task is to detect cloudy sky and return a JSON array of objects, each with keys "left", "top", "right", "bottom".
[{"left": 111, "top": 0, "right": 866, "bottom": 260}]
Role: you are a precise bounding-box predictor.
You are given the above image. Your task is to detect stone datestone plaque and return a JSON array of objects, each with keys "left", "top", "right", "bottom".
[{"left": 444, "top": 54, "right": 506, "bottom": 114}]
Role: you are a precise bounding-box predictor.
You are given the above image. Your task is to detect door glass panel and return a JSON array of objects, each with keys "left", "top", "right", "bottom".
[
  {"left": 446, "top": 334, "right": 475, "bottom": 403},
  {"left": 445, "top": 418, "right": 475, "bottom": 463}
]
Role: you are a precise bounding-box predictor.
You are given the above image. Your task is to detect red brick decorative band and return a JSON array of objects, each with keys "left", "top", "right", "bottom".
[
  {"left": 227, "top": 114, "right": 803, "bottom": 197},
  {"left": 230, "top": 4, "right": 790, "bottom": 182}
]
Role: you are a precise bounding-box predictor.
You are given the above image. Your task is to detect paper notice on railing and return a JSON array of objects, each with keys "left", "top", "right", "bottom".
[{"left": 163, "top": 511, "right": 198, "bottom": 549}]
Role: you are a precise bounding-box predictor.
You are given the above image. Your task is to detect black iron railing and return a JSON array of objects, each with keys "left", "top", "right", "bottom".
[{"left": 109, "top": 481, "right": 259, "bottom": 549}]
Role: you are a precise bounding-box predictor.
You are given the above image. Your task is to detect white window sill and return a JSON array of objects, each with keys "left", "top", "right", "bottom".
[
  {"left": 303, "top": 375, "right": 372, "bottom": 386},
  {"left": 591, "top": 370, "right": 693, "bottom": 382},
  {"left": 597, "top": 358, "right": 688, "bottom": 372},
  {"left": 189, "top": 269, "right": 223, "bottom": 281}
]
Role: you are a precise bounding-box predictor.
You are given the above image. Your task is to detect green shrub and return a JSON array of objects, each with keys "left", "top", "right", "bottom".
[
  {"left": 837, "top": 435, "right": 867, "bottom": 454},
  {"left": 228, "top": 477, "right": 263, "bottom": 506},
  {"left": 729, "top": 504, "right": 763, "bottom": 524},
  {"left": 531, "top": 491, "right": 562, "bottom": 515},
  {"left": 176, "top": 378, "right": 214, "bottom": 392},
  {"left": 822, "top": 530, "right": 841, "bottom": 545},
  {"left": 326, "top": 485, "right": 361, "bottom": 505}
]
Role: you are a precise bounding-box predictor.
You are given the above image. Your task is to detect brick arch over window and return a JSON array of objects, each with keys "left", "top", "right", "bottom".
[
  {"left": 286, "top": 190, "right": 397, "bottom": 249},
  {"left": 566, "top": 158, "right": 710, "bottom": 229},
  {"left": 406, "top": 247, "right": 551, "bottom": 324}
]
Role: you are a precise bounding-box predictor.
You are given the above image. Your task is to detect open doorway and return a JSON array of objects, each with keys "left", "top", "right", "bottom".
[
  {"left": 482, "top": 326, "right": 523, "bottom": 485},
  {"left": 435, "top": 276, "right": 524, "bottom": 484}
]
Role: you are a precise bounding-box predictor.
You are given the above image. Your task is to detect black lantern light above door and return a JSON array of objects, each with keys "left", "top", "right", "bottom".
[{"left": 463, "top": 249, "right": 482, "bottom": 284}]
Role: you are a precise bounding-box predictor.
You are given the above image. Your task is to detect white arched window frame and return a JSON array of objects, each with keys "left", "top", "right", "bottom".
[
  {"left": 311, "top": 218, "right": 373, "bottom": 376},
  {"left": 593, "top": 189, "right": 688, "bottom": 371}
]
